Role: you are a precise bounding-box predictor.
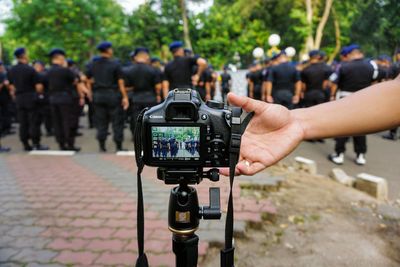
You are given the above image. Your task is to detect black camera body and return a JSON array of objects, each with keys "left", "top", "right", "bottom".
[{"left": 141, "top": 88, "right": 232, "bottom": 168}]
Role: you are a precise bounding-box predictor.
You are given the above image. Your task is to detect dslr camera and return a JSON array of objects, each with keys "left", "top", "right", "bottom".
[{"left": 141, "top": 88, "right": 234, "bottom": 184}]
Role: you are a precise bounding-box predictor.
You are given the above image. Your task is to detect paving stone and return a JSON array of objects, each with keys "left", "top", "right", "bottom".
[
  {"left": 355, "top": 173, "right": 388, "bottom": 201},
  {"left": 7, "top": 226, "right": 46, "bottom": 237},
  {"left": 26, "top": 263, "right": 65, "bottom": 267},
  {"left": 54, "top": 251, "right": 99, "bottom": 265},
  {"left": 0, "top": 248, "right": 20, "bottom": 262},
  {"left": 10, "top": 248, "right": 58, "bottom": 263},
  {"left": 8, "top": 237, "right": 50, "bottom": 250},
  {"left": 95, "top": 251, "right": 136, "bottom": 265}
]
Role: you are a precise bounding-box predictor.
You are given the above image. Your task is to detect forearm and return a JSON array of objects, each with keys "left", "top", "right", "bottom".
[
  {"left": 196, "top": 58, "right": 207, "bottom": 77},
  {"left": 294, "top": 81, "right": 302, "bottom": 96},
  {"left": 266, "top": 82, "right": 272, "bottom": 96},
  {"left": 293, "top": 79, "right": 400, "bottom": 139},
  {"left": 118, "top": 79, "right": 128, "bottom": 99}
]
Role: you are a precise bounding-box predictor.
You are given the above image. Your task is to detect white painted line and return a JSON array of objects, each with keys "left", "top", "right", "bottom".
[
  {"left": 116, "top": 151, "right": 136, "bottom": 156},
  {"left": 29, "top": 150, "right": 76, "bottom": 156},
  {"left": 295, "top": 156, "right": 315, "bottom": 164}
]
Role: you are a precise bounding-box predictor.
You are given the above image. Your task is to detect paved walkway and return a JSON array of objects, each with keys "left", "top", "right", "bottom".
[{"left": 0, "top": 154, "right": 276, "bottom": 266}]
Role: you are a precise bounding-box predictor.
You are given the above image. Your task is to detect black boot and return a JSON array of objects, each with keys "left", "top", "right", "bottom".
[
  {"left": 116, "top": 141, "right": 126, "bottom": 152},
  {"left": 99, "top": 140, "right": 107, "bottom": 152},
  {"left": 23, "top": 142, "right": 32, "bottom": 151},
  {"left": 33, "top": 144, "right": 49, "bottom": 151}
]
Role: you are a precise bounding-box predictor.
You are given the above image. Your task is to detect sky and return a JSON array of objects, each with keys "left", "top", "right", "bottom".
[{"left": 0, "top": 0, "right": 213, "bottom": 35}]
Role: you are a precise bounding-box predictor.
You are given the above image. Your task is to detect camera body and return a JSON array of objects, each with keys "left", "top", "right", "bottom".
[{"left": 141, "top": 88, "right": 232, "bottom": 168}]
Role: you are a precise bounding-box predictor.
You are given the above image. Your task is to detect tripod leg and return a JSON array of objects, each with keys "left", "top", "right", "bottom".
[{"left": 173, "top": 234, "right": 199, "bottom": 267}]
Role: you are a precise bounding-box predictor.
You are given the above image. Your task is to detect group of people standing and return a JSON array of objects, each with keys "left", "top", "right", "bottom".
[
  {"left": 246, "top": 45, "right": 400, "bottom": 166},
  {"left": 0, "top": 40, "right": 222, "bottom": 153}
]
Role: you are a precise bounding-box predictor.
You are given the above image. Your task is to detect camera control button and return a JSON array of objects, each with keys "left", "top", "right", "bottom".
[
  {"left": 206, "top": 134, "right": 212, "bottom": 141},
  {"left": 206, "top": 100, "right": 224, "bottom": 109},
  {"left": 201, "top": 114, "right": 208, "bottom": 120}
]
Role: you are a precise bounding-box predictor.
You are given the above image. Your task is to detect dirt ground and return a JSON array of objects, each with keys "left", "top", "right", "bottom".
[{"left": 202, "top": 166, "right": 400, "bottom": 267}]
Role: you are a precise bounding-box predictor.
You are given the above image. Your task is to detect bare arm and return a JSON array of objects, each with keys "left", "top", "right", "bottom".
[
  {"left": 162, "top": 80, "right": 170, "bottom": 99},
  {"left": 294, "top": 78, "right": 400, "bottom": 139},
  {"left": 266, "top": 81, "right": 273, "bottom": 103},
  {"left": 221, "top": 77, "right": 400, "bottom": 176},
  {"left": 118, "top": 79, "right": 129, "bottom": 110}
]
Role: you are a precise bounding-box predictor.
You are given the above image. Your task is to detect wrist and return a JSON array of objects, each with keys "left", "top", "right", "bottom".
[{"left": 291, "top": 108, "right": 309, "bottom": 141}]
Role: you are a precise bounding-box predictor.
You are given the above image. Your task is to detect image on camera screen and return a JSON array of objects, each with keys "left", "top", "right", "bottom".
[{"left": 151, "top": 126, "right": 200, "bottom": 160}]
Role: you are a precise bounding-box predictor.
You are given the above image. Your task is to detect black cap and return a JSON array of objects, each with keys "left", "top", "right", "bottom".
[
  {"left": 133, "top": 47, "right": 150, "bottom": 57},
  {"left": 49, "top": 48, "right": 66, "bottom": 58},
  {"left": 97, "top": 41, "right": 112, "bottom": 52},
  {"left": 14, "top": 47, "right": 26, "bottom": 58},
  {"left": 309, "top": 50, "right": 320, "bottom": 58}
]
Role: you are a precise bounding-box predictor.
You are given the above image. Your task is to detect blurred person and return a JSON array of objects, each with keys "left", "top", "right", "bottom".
[
  {"left": 301, "top": 50, "right": 332, "bottom": 108},
  {"left": 219, "top": 66, "right": 232, "bottom": 103},
  {"left": 265, "top": 51, "right": 302, "bottom": 109},
  {"left": 329, "top": 44, "right": 379, "bottom": 165},
  {"left": 46, "top": 49, "right": 82, "bottom": 151},
  {"left": 196, "top": 66, "right": 212, "bottom": 101},
  {"left": 33, "top": 60, "right": 53, "bottom": 137},
  {"left": 0, "top": 61, "right": 14, "bottom": 137},
  {"left": 124, "top": 47, "right": 162, "bottom": 140},
  {"left": 0, "top": 62, "right": 11, "bottom": 152},
  {"left": 85, "top": 41, "right": 129, "bottom": 152},
  {"left": 163, "top": 41, "right": 208, "bottom": 99},
  {"left": 248, "top": 61, "right": 263, "bottom": 100},
  {"left": 375, "top": 55, "right": 392, "bottom": 82},
  {"left": 382, "top": 49, "right": 400, "bottom": 140},
  {"left": 8, "top": 48, "right": 48, "bottom": 151}
]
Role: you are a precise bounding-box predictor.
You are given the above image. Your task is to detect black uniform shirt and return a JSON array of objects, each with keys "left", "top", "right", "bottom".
[
  {"left": 8, "top": 62, "right": 39, "bottom": 94},
  {"left": 248, "top": 70, "right": 263, "bottom": 87},
  {"left": 86, "top": 57, "right": 123, "bottom": 91},
  {"left": 389, "top": 62, "right": 400, "bottom": 79},
  {"left": 124, "top": 63, "right": 160, "bottom": 93},
  {"left": 334, "top": 58, "right": 377, "bottom": 92},
  {"left": 46, "top": 64, "right": 76, "bottom": 93},
  {"left": 220, "top": 72, "right": 231, "bottom": 88},
  {"left": 164, "top": 56, "right": 198, "bottom": 89},
  {"left": 0, "top": 72, "right": 9, "bottom": 101},
  {"left": 267, "top": 62, "right": 300, "bottom": 91},
  {"left": 301, "top": 62, "right": 332, "bottom": 91}
]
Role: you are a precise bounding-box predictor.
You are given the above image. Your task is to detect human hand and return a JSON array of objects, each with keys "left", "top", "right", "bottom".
[
  {"left": 121, "top": 97, "right": 129, "bottom": 110},
  {"left": 266, "top": 95, "right": 274, "bottom": 103},
  {"left": 79, "top": 98, "right": 85, "bottom": 106},
  {"left": 192, "top": 74, "right": 200, "bottom": 86},
  {"left": 292, "top": 95, "right": 300, "bottom": 104},
  {"left": 205, "top": 94, "right": 211, "bottom": 101},
  {"left": 220, "top": 93, "right": 305, "bottom": 176}
]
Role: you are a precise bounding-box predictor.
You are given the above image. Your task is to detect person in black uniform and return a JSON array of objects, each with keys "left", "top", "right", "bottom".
[
  {"left": 248, "top": 61, "right": 263, "bottom": 100},
  {"left": 196, "top": 67, "right": 212, "bottom": 101},
  {"left": 33, "top": 60, "right": 53, "bottom": 137},
  {"left": 329, "top": 44, "right": 379, "bottom": 165},
  {"left": 265, "top": 51, "right": 301, "bottom": 109},
  {"left": 0, "top": 61, "right": 13, "bottom": 137},
  {"left": 163, "top": 41, "right": 208, "bottom": 98},
  {"left": 301, "top": 50, "right": 332, "bottom": 107},
  {"left": 0, "top": 62, "right": 11, "bottom": 152},
  {"left": 46, "top": 49, "right": 82, "bottom": 151},
  {"left": 382, "top": 49, "right": 400, "bottom": 140},
  {"left": 86, "top": 41, "right": 129, "bottom": 152},
  {"left": 67, "top": 59, "right": 87, "bottom": 137},
  {"left": 8, "top": 48, "right": 48, "bottom": 151},
  {"left": 219, "top": 66, "right": 232, "bottom": 103},
  {"left": 124, "top": 47, "right": 162, "bottom": 138}
]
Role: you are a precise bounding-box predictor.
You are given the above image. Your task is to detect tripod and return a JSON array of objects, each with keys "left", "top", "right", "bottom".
[{"left": 158, "top": 168, "right": 221, "bottom": 267}]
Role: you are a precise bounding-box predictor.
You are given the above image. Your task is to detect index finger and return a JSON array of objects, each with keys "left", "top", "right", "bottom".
[{"left": 227, "top": 93, "right": 268, "bottom": 114}]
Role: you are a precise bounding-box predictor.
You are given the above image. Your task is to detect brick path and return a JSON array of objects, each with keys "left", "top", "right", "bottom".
[{"left": 0, "top": 154, "right": 276, "bottom": 266}]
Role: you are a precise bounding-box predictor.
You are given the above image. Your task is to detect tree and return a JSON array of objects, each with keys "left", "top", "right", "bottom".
[{"left": 2, "top": 0, "right": 128, "bottom": 63}]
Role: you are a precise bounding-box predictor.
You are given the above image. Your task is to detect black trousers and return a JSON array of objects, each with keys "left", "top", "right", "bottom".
[
  {"left": 335, "top": 136, "right": 367, "bottom": 155},
  {"left": 37, "top": 102, "right": 53, "bottom": 135},
  {"left": 93, "top": 102, "right": 124, "bottom": 143},
  {"left": 273, "top": 90, "right": 294, "bottom": 110},
  {"left": 71, "top": 97, "right": 81, "bottom": 134},
  {"left": 303, "top": 90, "right": 326, "bottom": 107},
  {"left": 0, "top": 96, "right": 12, "bottom": 133},
  {"left": 129, "top": 102, "right": 156, "bottom": 141},
  {"left": 51, "top": 103, "right": 75, "bottom": 147},
  {"left": 17, "top": 105, "right": 41, "bottom": 145}
]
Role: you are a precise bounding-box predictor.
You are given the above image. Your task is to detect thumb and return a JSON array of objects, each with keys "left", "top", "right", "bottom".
[{"left": 227, "top": 93, "right": 268, "bottom": 114}]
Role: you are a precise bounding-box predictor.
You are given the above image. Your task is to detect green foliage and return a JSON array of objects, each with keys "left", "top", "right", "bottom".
[{"left": 1, "top": 0, "right": 399, "bottom": 66}]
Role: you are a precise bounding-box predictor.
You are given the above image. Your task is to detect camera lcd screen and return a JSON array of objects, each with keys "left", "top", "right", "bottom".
[{"left": 151, "top": 126, "right": 200, "bottom": 160}]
